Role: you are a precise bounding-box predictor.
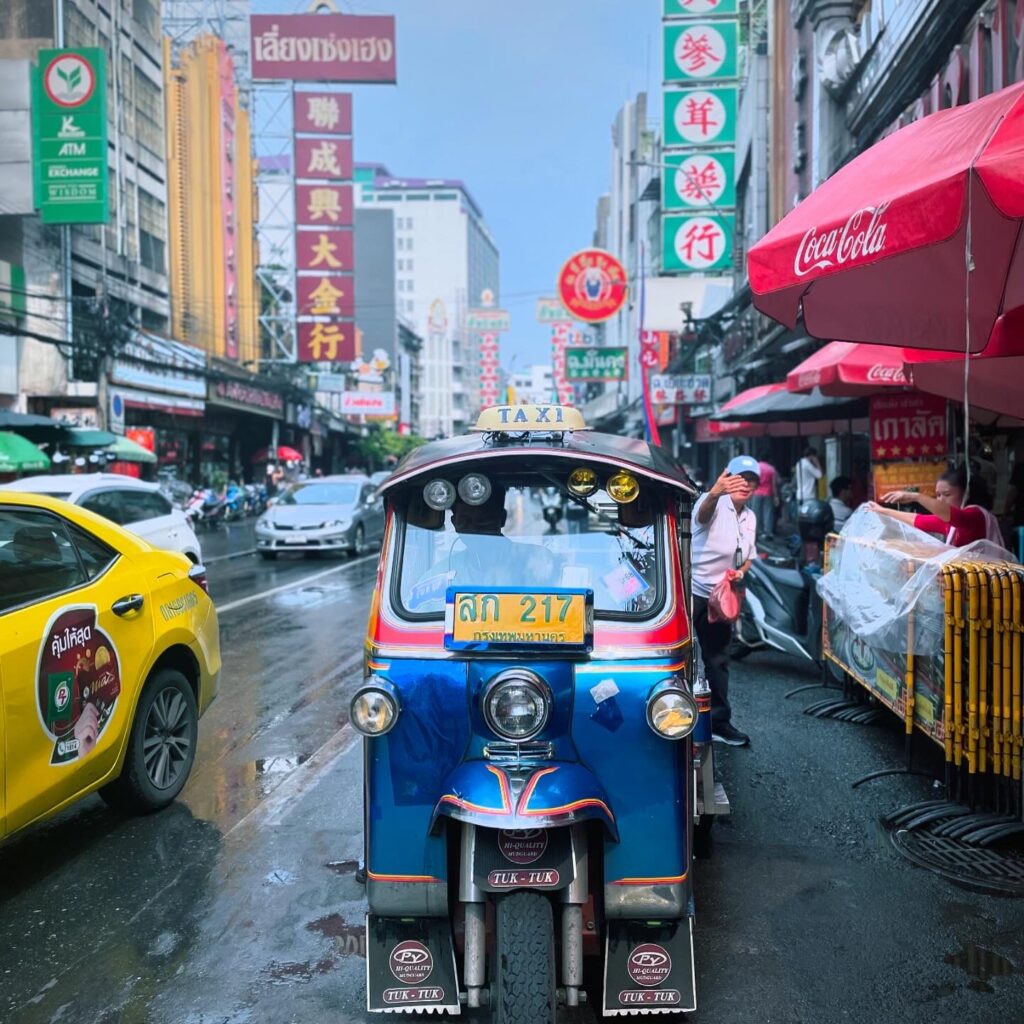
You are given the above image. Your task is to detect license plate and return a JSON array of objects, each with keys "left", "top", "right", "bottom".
[
  {"left": 444, "top": 588, "right": 592, "bottom": 651},
  {"left": 284, "top": 535, "right": 308, "bottom": 545}
]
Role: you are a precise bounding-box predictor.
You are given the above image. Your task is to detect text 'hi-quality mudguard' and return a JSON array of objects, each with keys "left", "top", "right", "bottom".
[{"left": 430, "top": 760, "right": 618, "bottom": 840}]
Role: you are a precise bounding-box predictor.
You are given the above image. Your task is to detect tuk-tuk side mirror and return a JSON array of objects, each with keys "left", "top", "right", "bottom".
[{"left": 619, "top": 490, "right": 655, "bottom": 528}]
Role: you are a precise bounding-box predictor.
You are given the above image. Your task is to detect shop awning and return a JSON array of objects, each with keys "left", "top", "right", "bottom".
[
  {"left": 0, "top": 431, "right": 51, "bottom": 473},
  {"left": 66, "top": 427, "right": 118, "bottom": 448},
  {"left": 786, "top": 341, "right": 959, "bottom": 395},
  {"left": 0, "top": 411, "right": 72, "bottom": 443},
  {"left": 103, "top": 434, "right": 157, "bottom": 464},
  {"left": 712, "top": 385, "right": 866, "bottom": 423}
]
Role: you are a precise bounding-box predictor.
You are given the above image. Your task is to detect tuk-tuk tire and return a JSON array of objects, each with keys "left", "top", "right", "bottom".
[{"left": 493, "top": 891, "right": 556, "bottom": 1024}]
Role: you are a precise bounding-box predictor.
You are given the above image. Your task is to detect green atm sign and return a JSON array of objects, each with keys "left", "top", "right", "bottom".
[{"left": 32, "top": 48, "right": 109, "bottom": 224}]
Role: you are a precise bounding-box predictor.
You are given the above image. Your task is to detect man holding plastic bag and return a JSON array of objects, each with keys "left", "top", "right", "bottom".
[{"left": 692, "top": 455, "right": 759, "bottom": 746}]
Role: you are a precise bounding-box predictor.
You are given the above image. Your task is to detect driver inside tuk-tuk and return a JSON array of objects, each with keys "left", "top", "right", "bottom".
[{"left": 448, "top": 488, "right": 518, "bottom": 586}]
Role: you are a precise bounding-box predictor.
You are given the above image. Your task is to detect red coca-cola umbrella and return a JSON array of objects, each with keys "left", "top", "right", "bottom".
[
  {"left": 250, "top": 445, "right": 304, "bottom": 463},
  {"left": 748, "top": 82, "right": 1024, "bottom": 353},
  {"left": 785, "top": 341, "right": 960, "bottom": 395}
]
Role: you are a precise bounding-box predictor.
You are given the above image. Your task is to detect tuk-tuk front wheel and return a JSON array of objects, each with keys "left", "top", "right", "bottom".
[{"left": 493, "top": 891, "right": 556, "bottom": 1024}]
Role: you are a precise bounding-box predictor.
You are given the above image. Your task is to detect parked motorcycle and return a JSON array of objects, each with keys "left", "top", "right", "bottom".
[
  {"left": 223, "top": 482, "right": 245, "bottom": 522},
  {"left": 244, "top": 482, "right": 268, "bottom": 517},
  {"left": 186, "top": 488, "right": 228, "bottom": 530},
  {"left": 734, "top": 500, "right": 835, "bottom": 663}
]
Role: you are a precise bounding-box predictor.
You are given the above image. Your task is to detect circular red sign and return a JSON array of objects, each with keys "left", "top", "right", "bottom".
[
  {"left": 389, "top": 941, "right": 433, "bottom": 985},
  {"left": 557, "top": 248, "right": 628, "bottom": 323},
  {"left": 627, "top": 943, "right": 672, "bottom": 988},
  {"left": 43, "top": 54, "right": 97, "bottom": 109}
]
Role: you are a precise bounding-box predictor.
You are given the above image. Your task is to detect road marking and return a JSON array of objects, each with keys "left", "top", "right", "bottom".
[
  {"left": 202, "top": 547, "right": 257, "bottom": 565},
  {"left": 215, "top": 553, "right": 377, "bottom": 614},
  {"left": 227, "top": 718, "right": 362, "bottom": 836}
]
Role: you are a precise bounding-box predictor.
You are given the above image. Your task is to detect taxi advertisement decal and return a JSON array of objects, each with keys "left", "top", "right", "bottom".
[{"left": 36, "top": 605, "right": 122, "bottom": 766}]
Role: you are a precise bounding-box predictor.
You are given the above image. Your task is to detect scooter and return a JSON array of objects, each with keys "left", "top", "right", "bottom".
[
  {"left": 539, "top": 486, "right": 563, "bottom": 532},
  {"left": 733, "top": 499, "right": 835, "bottom": 663},
  {"left": 186, "top": 488, "right": 228, "bottom": 530}
]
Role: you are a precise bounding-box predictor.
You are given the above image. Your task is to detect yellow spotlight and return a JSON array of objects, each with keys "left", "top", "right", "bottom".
[
  {"left": 607, "top": 471, "right": 640, "bottom": 503},
  {"left": 567, "top": 467, "right": 599, "bottom": 497}
]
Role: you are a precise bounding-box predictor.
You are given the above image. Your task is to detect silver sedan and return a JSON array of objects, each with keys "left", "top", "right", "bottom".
[{"left": 255, "top": 475, "right": 384, "bottom": 559}]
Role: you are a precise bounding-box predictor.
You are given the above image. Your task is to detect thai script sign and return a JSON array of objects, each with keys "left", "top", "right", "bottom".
[
  {"left": 650, "top": 373, "right": 712, "bottom": 404},
  {"left": 341, "top": 390, "right": 396, "bottom": 416},
  {"left": 32, "top": 48, "right": 108, "bottom": 224},
  {"left": 466, "top": 308, "right": 511, "bottom": 332},
  {"left": 212, "top": 379, "right": 284, "bottom": 415},
  {"left": 869, "top": 393, "right": 947, "bottom": 461},
  {"left": 565, "top": 347, "right": 628, "bottom": 381},
  {"left": 250, "top": 15, "right": 396, "bottom": 83},
  {"left": 535, "top": 297, "right": 572, "bottom": 324}
]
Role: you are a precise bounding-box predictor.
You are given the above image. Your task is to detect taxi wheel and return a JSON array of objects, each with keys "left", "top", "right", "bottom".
[
  {"left": 100, "top": 669, "right": 198, "bottom": 815},
  {"left": 493, "top": 891, "right": 555, "bottom": 1024}
]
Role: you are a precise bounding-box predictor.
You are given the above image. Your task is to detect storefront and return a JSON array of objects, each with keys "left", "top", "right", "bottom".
[
  {"left": 107, "top": 332, "right": 208, "bottom": 484},
  {"left": 206, "top": 375, "right": 286, "bottom": 484}
]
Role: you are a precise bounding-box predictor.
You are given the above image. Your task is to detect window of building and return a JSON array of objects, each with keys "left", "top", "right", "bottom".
[
  {"left": 433, "top": 192, "right": 458, "bottom": 200},
  {"left": 134, "top": 69, "right": 164, "bottom": 159},
  {"left": 138, "top": 189, "right": 166, "bottom": 274},
  {"left": 406, "top": 259, "right": 414, "bottom": 272},
  {"left": 64, "top": 6, "right": 94, "bottom": 47},
  {"left": 133, "top": 0, "right": 160, "bottom": 43}
]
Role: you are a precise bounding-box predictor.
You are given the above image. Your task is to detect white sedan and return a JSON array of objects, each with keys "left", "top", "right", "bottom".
[{"left": 1, "top": 473, "right": 203, "bottom": 562}]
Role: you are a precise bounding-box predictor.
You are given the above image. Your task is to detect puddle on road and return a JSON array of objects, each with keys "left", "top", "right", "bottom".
[
  {"left": 266, "top": 956, "right": 336, "bottom": 984},
  {"left": 255, "top": 754, "right": 310, "bottom": 776},
  {"left": 944, "top": 943, "right": 1018, "bottom": 993},
  {"left": 308, "top": 913, "right": 366, "bottom": 958}
]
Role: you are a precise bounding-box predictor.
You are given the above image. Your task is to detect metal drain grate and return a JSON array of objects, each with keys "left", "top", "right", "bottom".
[{"left": 890, "top": 829, "right": 1024, "bottom": 895}]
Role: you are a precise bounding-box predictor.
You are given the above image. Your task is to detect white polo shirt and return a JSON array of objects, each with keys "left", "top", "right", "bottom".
[{"left": 691, "top": 493, "right": 757, "bottom": 599}]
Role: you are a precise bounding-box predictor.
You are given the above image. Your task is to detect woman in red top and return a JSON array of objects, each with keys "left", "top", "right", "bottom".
[{"left": 868, "top": 467, "right": 1003, "bottom": 547}]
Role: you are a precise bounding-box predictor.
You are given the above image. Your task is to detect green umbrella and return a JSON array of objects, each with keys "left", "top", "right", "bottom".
[
  {"left": 0, "top": 431, "right": 52, "bottom": 473},
  {"left": 66, "top": 427, "right": 118, "bottom": 447},
  {"left": 103, "top": 434, "right": 157, "bottom": 464}
]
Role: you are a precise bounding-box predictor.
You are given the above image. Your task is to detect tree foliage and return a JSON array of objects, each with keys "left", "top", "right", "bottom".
[{"left": 356, "top": 424, "right": 427, "bottom": 469}]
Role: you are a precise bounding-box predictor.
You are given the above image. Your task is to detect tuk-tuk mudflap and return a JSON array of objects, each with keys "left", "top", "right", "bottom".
[
  {"left": 602, "top": 917, "right": 697, "bottom": 1015},
  {"left": 365, "top": 914, "right": 461, "bottom": 1015}
]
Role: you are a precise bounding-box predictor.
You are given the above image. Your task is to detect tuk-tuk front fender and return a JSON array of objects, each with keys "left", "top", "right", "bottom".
[{"left": 431, "top": 761, "right": 618, "bottom": 841}]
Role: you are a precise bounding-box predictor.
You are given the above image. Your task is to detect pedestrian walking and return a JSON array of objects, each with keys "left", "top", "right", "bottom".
[
  {"left": 751, "top": 451, "right": 780, "bottom": 539},
  {"left": 691, "top": 454, "right": 759, "bottom": 746},
  {"left": 794, "top": 446, "right": 823, "bottom": 503}
]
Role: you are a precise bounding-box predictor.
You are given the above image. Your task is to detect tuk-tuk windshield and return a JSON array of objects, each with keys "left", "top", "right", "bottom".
[{"left": 395, "top": 484, "right": 662, "bottom": 618}]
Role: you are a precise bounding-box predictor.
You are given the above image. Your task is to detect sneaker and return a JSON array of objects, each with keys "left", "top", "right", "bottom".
[{"left": 712, "top": 723, "right": 750, "bottom": 746}]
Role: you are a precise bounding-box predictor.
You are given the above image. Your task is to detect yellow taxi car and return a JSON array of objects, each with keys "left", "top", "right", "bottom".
[{"left": 0, "top": 490, "right": 220, "bottom": 840}]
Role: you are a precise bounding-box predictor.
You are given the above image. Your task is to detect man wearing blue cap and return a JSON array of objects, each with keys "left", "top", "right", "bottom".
[{"left": 691, "top": 455, "right": 760, "bottom": 746}]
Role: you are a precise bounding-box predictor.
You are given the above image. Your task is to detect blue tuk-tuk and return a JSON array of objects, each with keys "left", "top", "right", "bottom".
[{"left": 351, "top": 404, "right": 728, "bottom": 1019}]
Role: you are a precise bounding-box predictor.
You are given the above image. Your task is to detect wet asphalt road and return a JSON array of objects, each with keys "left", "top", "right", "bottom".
[{"left": 1, "top": 530, "right": 1023, "bottom": 1023}]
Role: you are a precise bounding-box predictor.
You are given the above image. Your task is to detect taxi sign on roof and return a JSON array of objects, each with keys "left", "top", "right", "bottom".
[{"left": 473, "top": 404, "right": 587, "bottom": 432}]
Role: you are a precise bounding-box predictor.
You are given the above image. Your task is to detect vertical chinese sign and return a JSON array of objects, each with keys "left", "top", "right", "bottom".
[
  {"left": 661, "top": 1, "right": 738, "bottom": 275},
  {"left": 294, "top": 90, "right": 355, "bottom": 363},
  {"left": 465, "top": 293, "right": 510, "bottom": 410},
  {"left": 249, "top": 13, "right": 396, "bottom": 364}
]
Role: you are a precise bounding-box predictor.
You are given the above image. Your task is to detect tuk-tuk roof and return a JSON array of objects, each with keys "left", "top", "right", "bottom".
[{"left": 378, "top": 425, "right": 698, "bottom": 498}]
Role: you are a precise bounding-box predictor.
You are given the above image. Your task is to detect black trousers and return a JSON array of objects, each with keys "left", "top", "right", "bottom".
[{"left": 692, "top": 594, "right": 733, "bottom": 727}]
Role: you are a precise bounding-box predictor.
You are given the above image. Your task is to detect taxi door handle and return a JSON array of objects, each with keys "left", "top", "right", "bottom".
[{"left": 112, "top": 594, "right": 145, "bottom": 616}]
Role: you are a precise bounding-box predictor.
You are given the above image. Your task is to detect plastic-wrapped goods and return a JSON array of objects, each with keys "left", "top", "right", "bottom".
[{"left": 817, "top": 507, "right": 1015, "bottom": 657}]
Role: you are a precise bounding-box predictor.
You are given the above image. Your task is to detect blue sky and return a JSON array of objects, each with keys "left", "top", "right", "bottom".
[{"left": 253, "top": 0, "right": 662, "bottom": 366}]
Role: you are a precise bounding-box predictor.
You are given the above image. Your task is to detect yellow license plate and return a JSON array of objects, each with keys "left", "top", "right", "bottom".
[{"left": 446, "top": 589, "right": 591, "bottom": 649}]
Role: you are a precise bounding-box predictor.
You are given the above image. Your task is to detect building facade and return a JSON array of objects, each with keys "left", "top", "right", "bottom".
[
  {"left": 355, "top": 163, "right": 499, "bottom": 438},
  {"left": 164, "top": 34, "right": 258, "bottom": 366}
]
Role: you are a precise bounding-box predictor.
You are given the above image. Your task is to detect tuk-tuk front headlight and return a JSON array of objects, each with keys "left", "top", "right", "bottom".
[
  {"left": 646, "top": 679, "right": 697, "bottom": 740},
  {"left": 351, "top": 679, "right": 400, "bottom": 736},
  {"left": 484, "top": 670, "right": 550, "bottom": 741}
]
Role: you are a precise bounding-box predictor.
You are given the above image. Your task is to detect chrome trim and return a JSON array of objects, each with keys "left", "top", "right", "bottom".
[
  {"left": 482, "top": 669, "right": 551, "bottom": 742},
  {"left": 604, "top": 880, "right": 688, "bottom": 919},
  {"left": 366, "top": 640, "right": 691, "bottom": 662},
  {"left": 482, "top": 740, "right": 555, "bottom": 764},
  {"left": 349, "top": 677, "right": 401, "bottom": 736}
]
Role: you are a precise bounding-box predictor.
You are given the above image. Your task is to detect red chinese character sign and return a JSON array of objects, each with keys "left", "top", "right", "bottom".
[
  {"left": 663, "top": 86, "right": 737, "bottom": 146},
  {"left": 295, "top": 137, "right": 353, "bottom": 180},
  {"left": 557, "top": 249, "right": 628, "bottom": 323},
  {"left": 869, "top": 394, "right": 948, "bottom": 462},
  {"left": 294, "top": 91, "right": 352, "bottom": 134},
  {"left": 296, "top": 274, "right": 354, "bottom": 317},
  {"left": 298, "top": 320, "right": 356, "bottom": 363},
  {"left": 468, "top": 290, "right": 509, "bottom": 408},
  {"left": 663, "top": 0, "right": 738, "bottom": 15},
  {"left": 663, "top": 151, "right": 735, "bottom": 210},
  {"left": 664, "top": 22, "right": 739, "bottom": 81},
  {"left": 296, "top": 230, "right": 354, "bottom": 272},
  {"left": 295, "top": 184, "right": 353, "bottom": 227},
  {"left": 663, "top": 213, "right": 734, "bottom": 273},
  {"left": 551, "top": 323, "right": 575, "bottom": 405}
]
